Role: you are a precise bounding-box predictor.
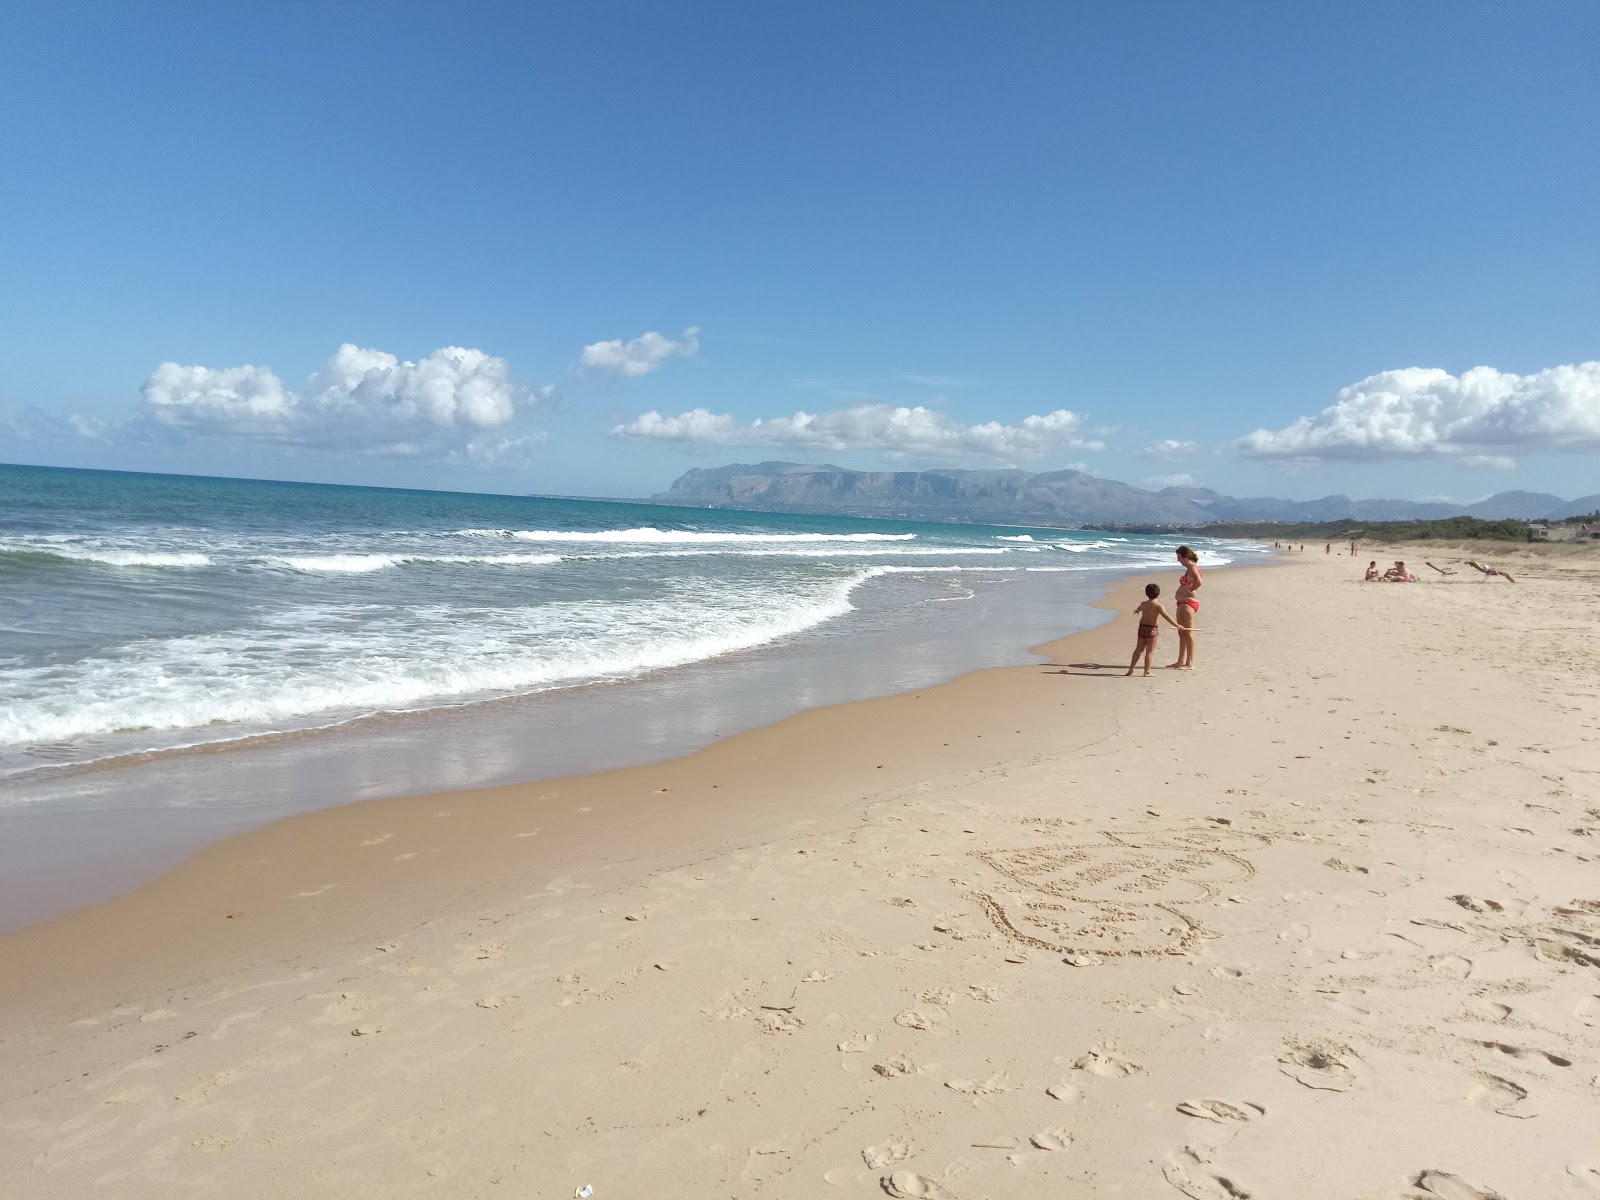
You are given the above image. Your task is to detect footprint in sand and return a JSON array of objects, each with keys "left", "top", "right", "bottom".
[
  {"left": 881, "top": 1172, "right": 951, "bottom": 1199},
  {"left": 740, "top": 1143, "right": 792, "bottom": 1184},
  {"left": 894, "top": 1007, "right": 948, "bottom": 1032},
  {"left": 1467, "top": 1073, "right": 1536, "bottom": 1118},
  {"left": 945, "top": 1074, "right": 1012, "bottom": 1096},
  {"left": 1276, "top": 1042, "right": 1365, "bottom": 1091},
  {"left": 1468, "top": 999, "right": 1512, "bottom": 1022},
  {"left": 862, "top": 1140, "right": 910, "bottom": 1170},
  {"left": 1410, "top": 1170, "right": 1509, "bottom": 1199},
  {"left": 1568, "top": 1163, "right": 1600, "bottom": 1192},
  {"left": 1075, "top": 1047, "right": 1141, "bottom": 1077},
  {"left": 872, "top": 1055, "right": 916, "bottom": 1078},
  {"left": 1163, "top": 1149, "right": 1251, "bottom": 1199},
  {"left": 360, "top": 833, "right": 395, "bottom": 846},
  {"left": 1473, "top": 1039, "right": 1571, "bottom": 1067},
  {"left": 1028, "top": 1129, "right": 1071, "bottom": 1150},
  {"left": 1430, "top": 954, "right": 1473, "bottom": 980},
  {"left": 757, "top": 1010, "right": 803, "bottom": 1034},
  {"left": 1177, "top": 1099, "right": 1265, "bottom": 1124},
  {"left": 1045, "top": 1082, "right": 1082, "bottom": 1102},
  {"left": 1577, "top": 995, "right": 1600, "bottom": 1026},
  {"left": 1450, "top": 894, "right": 1506, "bottom": 914}
]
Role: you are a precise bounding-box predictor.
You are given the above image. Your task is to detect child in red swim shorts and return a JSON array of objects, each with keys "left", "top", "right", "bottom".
[{"left": 1126, "top": 583, "right": 1184, "bottom": 677}]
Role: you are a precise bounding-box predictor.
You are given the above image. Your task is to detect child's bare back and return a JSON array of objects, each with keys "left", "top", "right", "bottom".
[{"left": 1126, "top": 584, "right": 1182, "bottom": 676}]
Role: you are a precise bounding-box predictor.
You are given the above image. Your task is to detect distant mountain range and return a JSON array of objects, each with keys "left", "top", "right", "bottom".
[{"left": 654, "top": 461, "right": 1600, "bottom": 528}]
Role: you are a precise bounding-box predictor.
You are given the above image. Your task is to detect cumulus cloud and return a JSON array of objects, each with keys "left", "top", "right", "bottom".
[
  {"left": 1143, "top": 473, "right": 1196, "bottom": 489},
  {"left": 579, "top": 327, "right": 700, "bottom": 378},
  {"left": 135, "top": 344, "right": 549, "bottom": 462},
  {"left": 610, "top": 403, "right": 1101, "bottom": 462},
  {"left": 1135, "top": 438, "right": 1198, "bottom": 460},
  {"left": 1239, "top": 362, "right": 1600, "bottom": 465}
]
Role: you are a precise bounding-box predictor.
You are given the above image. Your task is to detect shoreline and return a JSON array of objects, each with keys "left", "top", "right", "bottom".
[
  {"left": 0, "top": 565, "right": 1185, "bottom": 1006},
  {"left": 0, "top": 558, "right": 1166, "bottom": 934},
  {"left": 7, "top": 547, "right": 1597, "bottom": 1198}
]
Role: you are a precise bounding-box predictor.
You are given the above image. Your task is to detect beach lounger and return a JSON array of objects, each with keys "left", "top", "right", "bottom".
[
  {"left": 1424, "top": 561, "right": 1456, "bottom": 576},
  {"left": 1464, "top": 560, "right": 1517, "bottom": 583}
]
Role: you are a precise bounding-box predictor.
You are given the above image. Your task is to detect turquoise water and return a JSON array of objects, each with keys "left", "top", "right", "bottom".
[{"left": 0, "top": 462, "right": 1256, "bottom": 781}]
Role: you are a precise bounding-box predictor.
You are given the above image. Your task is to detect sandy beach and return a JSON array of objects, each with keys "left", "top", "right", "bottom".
[{"left": 4, "top": 549, "right": 1599, "bottom": 1199}]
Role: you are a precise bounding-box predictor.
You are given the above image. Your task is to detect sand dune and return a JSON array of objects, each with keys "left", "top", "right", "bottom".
[{"left": 2, "top": 549, "right": 1597, "bottom": 1198}]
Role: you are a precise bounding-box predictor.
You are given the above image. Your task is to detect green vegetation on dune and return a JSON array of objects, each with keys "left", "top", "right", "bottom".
[{"left": 1184, "top": 516, "right": 1535, "bottom": 542}]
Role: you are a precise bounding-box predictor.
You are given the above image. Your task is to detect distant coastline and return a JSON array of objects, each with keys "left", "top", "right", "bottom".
[{"left": 652, "top": 460, "right": 1600, "bottom": 530}]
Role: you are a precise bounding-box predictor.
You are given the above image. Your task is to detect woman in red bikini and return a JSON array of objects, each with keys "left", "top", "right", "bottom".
[{"left": 1169, "top": 545, "right": 1202, "bottom": 670}]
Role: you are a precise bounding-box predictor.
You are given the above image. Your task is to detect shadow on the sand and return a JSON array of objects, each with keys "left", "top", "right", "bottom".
[{"left": 1047, "top": 663, "right": 1131, "bottom": 678}]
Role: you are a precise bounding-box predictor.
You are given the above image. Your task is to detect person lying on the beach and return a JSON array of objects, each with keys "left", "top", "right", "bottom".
[
  {"left": 1125, "top": 583, "right": 1185, "bottom": 677},
  {"left": 1364, "top": 560, "right": 1380, "bottom": 581},
  {"left": 1464, "top": 560, "right": 1517, "bottom": 582}
]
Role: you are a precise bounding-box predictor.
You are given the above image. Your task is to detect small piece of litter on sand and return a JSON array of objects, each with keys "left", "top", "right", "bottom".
[{"left": 575, "top": 1187, "right": 593, "bottom": 1199}]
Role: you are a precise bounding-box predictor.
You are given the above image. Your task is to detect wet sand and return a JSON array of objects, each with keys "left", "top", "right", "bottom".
[{"left": 3, "top": 551, "right": 1598, "bottom": 1198}]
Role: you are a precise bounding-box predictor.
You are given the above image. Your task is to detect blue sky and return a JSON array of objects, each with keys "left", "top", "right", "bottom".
[{"left": 3, "top": 2, "right": 1597, "bottom": 502}]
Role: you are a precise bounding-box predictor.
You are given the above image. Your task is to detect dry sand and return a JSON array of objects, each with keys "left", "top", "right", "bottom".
[{"left": 3, "top": 551, "right": 1599, "bottom": 1198}]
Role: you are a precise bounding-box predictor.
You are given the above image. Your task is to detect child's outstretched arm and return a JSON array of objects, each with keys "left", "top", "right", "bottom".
[{"left": 1158, "top": 604, "right": 1184, "bottom": 630}]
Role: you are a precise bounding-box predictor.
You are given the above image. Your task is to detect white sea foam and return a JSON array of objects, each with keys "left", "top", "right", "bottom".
[
  {"left": 995, "top": 534, "right": 1035, "bottom": 541},
  {"left": 269, "top": 552, "right": 563, "bottom": 573},
  {"left": 0, "top": 543, "right": 212, "bottom": 567},
  {"left": 461, "top": 527, "right": 917, "bottom": 544},
  {"left": 0, "top": 575, "right": 875, "bottom": 748}
]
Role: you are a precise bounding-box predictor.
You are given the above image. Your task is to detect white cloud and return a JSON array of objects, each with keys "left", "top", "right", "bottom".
[
  {"left": 1239, "top": 362, "right": 1600, "bottom": 465},
  {"left": 610, "top": 403, "right": 1102, "bottom": 462},
  {"left": 579, "top": 327, "right": 700, "bottom": 378},
  {"left": 1143, "top": 473, "right": 1195, "bottom": 489},
  {"left": 1135, "top": 438, "right": 1198, "bottom": 460},
  {"left": 135, "top": 344, "right": 548, "bottom": 463},
  {"left": 455, "top": 433, "right": 549, "bottom": 468},
  {"left": 142, "top": 362, "right": 296, "bottom": 437}
]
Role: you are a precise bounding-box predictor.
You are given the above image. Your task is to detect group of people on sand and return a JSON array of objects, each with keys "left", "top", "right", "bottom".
[
  {"left": 1272, "top": 540, "right": 1360, "bottom": 556},
  {"left": 1126, "top": 545, "right": 1201, "bottom": 677},
  {"left": 1362, "top": 558, "right": 1516, "bottom": 584},
  {"left": 1365, "top": 559, "right": 1417, "bottom": 582}
]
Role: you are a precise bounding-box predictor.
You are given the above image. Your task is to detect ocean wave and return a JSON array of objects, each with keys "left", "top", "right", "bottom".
[
  {"left": 995, "top": 534, "right": 1035, "bottom": 541},
  {"left": 0, "top": 576, "right": 875, "bottom": 748},
  {"left": 268, "top": 552, "right": 564, "bottom": 573},
  {"left": 0, "top": 543, "right": 212, "bottom": 568},
  {"left": 460, "top": 527, "right": 918, "bottom": 544}
]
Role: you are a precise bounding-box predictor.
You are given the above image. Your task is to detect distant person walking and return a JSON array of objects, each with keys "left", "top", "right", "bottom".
[
  {"left": 1168, "top": 545, "right": 1202, "bottom": 670},
  {"left": 1325, "top": 543, "right": 1331, "bottom": 554}
]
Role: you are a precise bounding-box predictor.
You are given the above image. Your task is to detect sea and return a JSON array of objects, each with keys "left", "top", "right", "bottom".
[{"left": 0, "top": 462, "right": 1264, "bottom": 927}]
